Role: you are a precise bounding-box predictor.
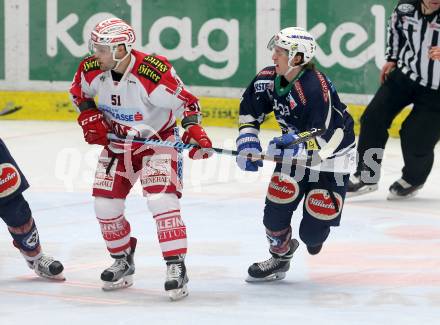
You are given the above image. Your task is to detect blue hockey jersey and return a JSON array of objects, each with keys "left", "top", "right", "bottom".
[{"left": 239, "top": 66, "right": 356, "bottom": 173}]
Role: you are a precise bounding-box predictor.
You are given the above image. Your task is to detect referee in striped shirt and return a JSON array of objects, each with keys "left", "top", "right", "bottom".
[{"left": 348, "top": 0, "right": 440, "bottom": 199}]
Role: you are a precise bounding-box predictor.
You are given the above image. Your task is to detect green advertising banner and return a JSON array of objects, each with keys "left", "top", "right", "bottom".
[
  {"left": 290, "top": 0, "right": 394, "bottom": 94},
  {"left": 29, "top": 0, "right": 256, "bottom": 87},
  {"left": 3, "top": 0, "right": 396, "bottom": 98}
]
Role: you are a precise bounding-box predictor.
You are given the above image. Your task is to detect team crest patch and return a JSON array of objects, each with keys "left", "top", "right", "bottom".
[
  {"left": 24, "top": 228, "right": 39, "bottom": 250},
  {"left": 266, "top": 172, "right": 299, "bottom": 204},
  {"left": 0, "top": 163, "right": 21, "bottom": 198},
  {"left": 305, "top": 189, "right": 343, "bottom": 221},
  {"left": 397, "top": 3, "right": 415, "bottom": 14}
]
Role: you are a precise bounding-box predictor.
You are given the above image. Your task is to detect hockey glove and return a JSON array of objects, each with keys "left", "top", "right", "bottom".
[
  {"left": 77, "top": 109, "right": 110, "bottom": 146},
  {"left": 181, "top": 125, "right": 213, "bottom": 160},
  {"left": 267, "top": 132, "right": 305, "bottom": 159},
  {"left": 236, "top": 133, "right": 263, "bottom": 172}
]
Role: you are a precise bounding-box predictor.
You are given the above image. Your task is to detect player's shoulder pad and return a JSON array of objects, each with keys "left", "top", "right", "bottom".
[
  {"left": 132, "top": 49, "right": 172, "bottom": 85},
  {"left": 396, "top": 0, "right": 418, "bottom": 16}
]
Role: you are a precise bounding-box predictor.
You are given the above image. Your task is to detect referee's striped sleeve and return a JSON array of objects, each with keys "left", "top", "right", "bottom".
[{"left": 385, "top": 11, "right": 401, "bottom": 62}]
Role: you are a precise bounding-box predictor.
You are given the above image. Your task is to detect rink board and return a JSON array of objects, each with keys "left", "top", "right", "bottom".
[{"left": 0, "top": 90, "right": 411, "bottom": 138}]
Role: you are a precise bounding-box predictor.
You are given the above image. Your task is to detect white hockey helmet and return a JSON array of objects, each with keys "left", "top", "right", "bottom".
[
  {"left": 89, "top": 18, "right": 136, "bottom": 62},
  {"left": 267, "top": 27, "right": 316, "bottom": 66}
]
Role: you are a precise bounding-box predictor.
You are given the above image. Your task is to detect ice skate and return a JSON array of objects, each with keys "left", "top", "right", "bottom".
[
  {"left": 387, "top": 178, "right": 423, "bottom": 200},
  {"left": 246, "top": 238, "right": 299, "bottom": 283},
  {"left": 346, "top": 172, "right": 378, "bottom": 197},
  {"left": 101, "top": 237, "right": 137, "bottom": 291},
  {"left": 27, "top": 254, "right": 65, "bottom": 281},
  {"left": 307, "top": 243, "right": 323, "bottom": 255},
  {"left": 164, "top": 255, "right": 189, "bottom": 301}
]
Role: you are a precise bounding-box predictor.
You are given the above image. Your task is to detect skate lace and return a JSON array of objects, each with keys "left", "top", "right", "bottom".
[
  {"left": 167, "top": 263, "right": 182, "bottom": 280},
  {"left": 107, "top": 258, "right": 129, "bottom": 272},
  {"left": 259, "top": 257, "right": 280, "bottom": 272},
  {"left": 37, "top": 255, "right": 55, "bottom": 271}
]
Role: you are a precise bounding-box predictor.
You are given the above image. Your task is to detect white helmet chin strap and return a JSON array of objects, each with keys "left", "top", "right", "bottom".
[
  {"left": 112, "top": 50, "right": 130, "bottom": 70},
  {"left": 112, "top": 46, "right": 131, "bottom": 70}
]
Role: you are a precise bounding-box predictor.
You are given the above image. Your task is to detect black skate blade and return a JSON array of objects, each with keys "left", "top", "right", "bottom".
[{"left": 245, "top": 272, "right": 286, "bottom": 283}]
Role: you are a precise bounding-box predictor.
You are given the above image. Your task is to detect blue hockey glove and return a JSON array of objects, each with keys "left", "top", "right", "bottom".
[
  {"left": 267, "top": 132, "right": 305, "bottom": 158},
  {"left": 236, "top": 133, "right": 263, "bottom": 172}
]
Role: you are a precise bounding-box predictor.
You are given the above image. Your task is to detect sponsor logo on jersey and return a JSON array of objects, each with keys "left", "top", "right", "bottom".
[
  {"left": 287, "top": 93, "right": 297, "bottom": 109},
  {"left": 137, "top": 63, "right": 161, "bottom": 83},
  {"left": 294, "top": 81, "right": 307, "bottom": 105},
  {"left": 134, "top": 112, "right": 143, "bottom": 121},
  {"left": 315, "top": 71, "right": 329, "bottom": 103},
  {"left": 101, "top": 105, "right": 144, "bottom": 122},
  {"left": 273, "top": 98, "right": 291, "bottom": 117},
  {"left": 143, "top": 55, "right": 169, "bottom": 73},
  {"left": 257, "top": 69, "right": 275, "bottom": 77},
  {"left": 266, "top": 172, "right": 299, "bottom": 204},
  {"left": 0, "top": 163, "right": 21, "bottom": 198},
  {"left": 83, "top": 58, "right": 100, "bottom": 73},
  {"left": 305, "top": 189, "right": 343, "bottom": 221},
  {"left": 254, "top": 80, "right": 274, "bottom": 93}
]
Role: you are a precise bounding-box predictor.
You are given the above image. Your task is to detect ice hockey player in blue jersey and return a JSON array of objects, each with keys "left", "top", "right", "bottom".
[
  {"left": 236, "top": 27, "right": 356, "bottom": 282},
  {"left": 0, "top": 138, "right": 64, "bottom": 280}
]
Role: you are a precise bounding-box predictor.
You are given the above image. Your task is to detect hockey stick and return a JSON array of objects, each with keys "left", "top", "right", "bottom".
[
  {"left": 0, "top": 105, "right": 22, "bottom": 116},
  {"left": 107, "top": 128, "right": 326, "bottom": 164}
]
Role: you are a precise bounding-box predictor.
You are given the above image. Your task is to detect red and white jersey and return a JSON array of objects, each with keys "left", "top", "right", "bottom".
[{"left": 70, "top": 50, "right": 200, "bottom": 150}]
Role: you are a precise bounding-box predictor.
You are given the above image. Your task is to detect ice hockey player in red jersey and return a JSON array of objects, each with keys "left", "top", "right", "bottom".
[
  {"left": 70, "top": 18, "right": 213, "bottom": 300},
  {"left": 0, "top": 138, "right": 65, "bottom": 280}
]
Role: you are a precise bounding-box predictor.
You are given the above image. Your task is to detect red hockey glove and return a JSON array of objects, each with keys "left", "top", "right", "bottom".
[
  {"left": 181, "top": 125, "right": 213, "bottom": 160},
  {"left": 77, "top": 109, "right": 110, "bottom": 146}
]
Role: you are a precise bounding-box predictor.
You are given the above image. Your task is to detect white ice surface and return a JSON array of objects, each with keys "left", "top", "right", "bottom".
[{"left": 0, "top": 121, "right": 439, "bottom": 325}]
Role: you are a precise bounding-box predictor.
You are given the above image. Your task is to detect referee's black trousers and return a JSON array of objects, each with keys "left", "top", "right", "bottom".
[{"left": 357, "top": 68, "right": 440, "bottom": 186}]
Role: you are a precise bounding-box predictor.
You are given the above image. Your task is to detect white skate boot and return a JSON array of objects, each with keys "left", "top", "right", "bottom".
[{"left": 26, "top": 254, "right": 65, "bottom": 281}]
